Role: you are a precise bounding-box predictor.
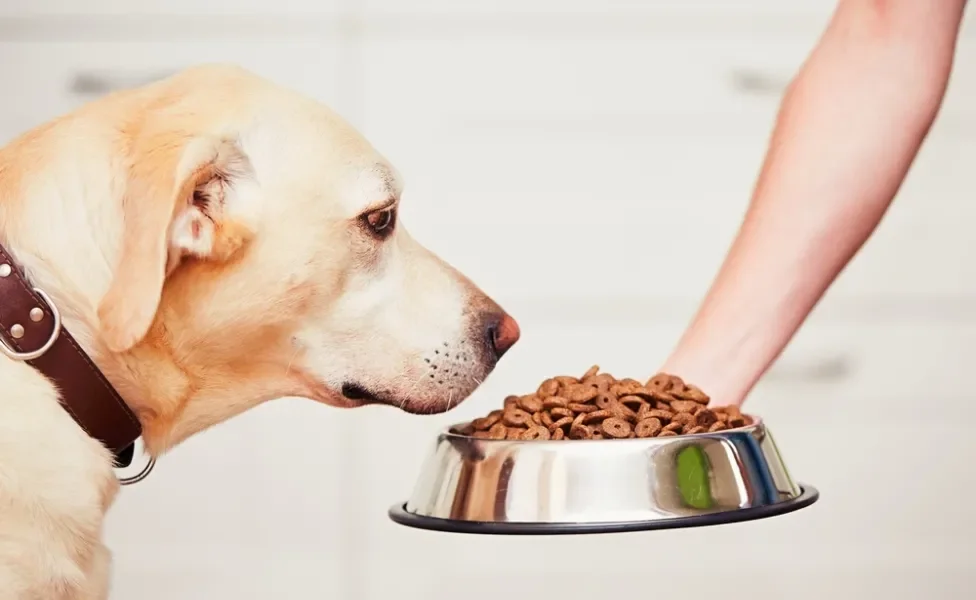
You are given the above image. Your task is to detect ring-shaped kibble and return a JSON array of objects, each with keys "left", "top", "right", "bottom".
[
  {"left": 582, "top": 365, "right": 600, "bottom": 380},
  {"left": 554, "top": 375, "right": 579, "bottom": 387},
  {"left": 541, "top": 411, "right": 554, "bottom": 427},
  {"left": 658, "top": 430, "right": 677, "bottom": 437},
  {"left": 618, "top": 395, "right": 646, "bottom": 409},
  {"left": 549, "top": 416, "right": 574, "bottom": 432},
  {"left": 636, "top": 403, "right": 652, "bottom": 421},
  {"left": 503, "top": 408, "right": 533, "bottom": 427},
  {"left": 551, "top": 427, "right": 565, "bottom": 440},
  {"left": 672, "top": 412, "right": 694, "bottom": 426},
  {"left": 646, "top": 373, "right": 671, "bottom": 390},
  {"left": 694, "top": 409, "right": 718, "bottom": 428},
  {"left": 503, "top": 396, "right": 519, "bottom": 410},
  {"left": 670, "top": 400, "right": 698, "bottom": 414},
  {"left": 550, "top": 407, "right": 573, "bottom": 419},
  {"left": 647, "top": 409, "right": 674, "bottom": 423},
  {"left": 663, "top": 422, "right": 683, "bottom": 433},
  {"left": 472, "top": 412, "right": 501, "bottom": 431},
  {"left": 537, "top": 379, "right": 560, "bottom": 398},
  {"left": 543, "top": 396, "right": 569, "bottom": 410},
  {"left": 581, "top": 409, "right": 612, "bottom": 424},
  {"left": 708, "top": 422, "right": 727, "bottom": 432},
  {"left": 685, "top": 426, "right": 707, "bottom": 435},
  {"left": 635, "top": 417, "right": 663, "bottom": 438},
  {"left": 518, "top": 395, "right": 544, "bottom": 413},
  {"left": 565, "top": 385, "right": 599, "bottom": 403},
  {"left": 611, "top": 401, "right": 637, "bottom": 421},
  {"left": 531, "top": 412, "right": 544, "bottom": 426},
  {"left": 520, "top": 426, "right": 551, "bottom": 441},
  {"left": 569, "top": 424, "right": 593, "bottom": 440},
  {"left": 568, "top": 403, "right": 597, "bottom": 414},
  {"left": 487, "top": 423, "right": 508, "bottom": 440},
  {"left": 594, "top": 393, "right": 615, "bottom": 410},
  {"left": 506, "top": 427, "right": 526, "bottom": 440},
  {"left": 601, "top": 417, "right": 632, "bottom": 439}
]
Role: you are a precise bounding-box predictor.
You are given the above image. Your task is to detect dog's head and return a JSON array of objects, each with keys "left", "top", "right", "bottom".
[{"left": 88, "top": 66, "right": 518, "bottom": 445}]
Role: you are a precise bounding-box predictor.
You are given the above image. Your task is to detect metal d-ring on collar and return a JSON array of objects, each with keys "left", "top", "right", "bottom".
[{"left": 118, "top": 440, "right": 156, "bottom": 486}]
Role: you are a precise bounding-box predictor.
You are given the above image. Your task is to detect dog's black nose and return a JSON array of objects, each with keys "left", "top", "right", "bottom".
[{"left": 486, "top": 312, "right": 520, "bottom": 359}]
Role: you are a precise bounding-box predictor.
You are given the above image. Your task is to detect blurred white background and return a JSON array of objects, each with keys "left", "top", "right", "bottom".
[{"left": 2, "top": 0, "right": 976, "bottom": 598}]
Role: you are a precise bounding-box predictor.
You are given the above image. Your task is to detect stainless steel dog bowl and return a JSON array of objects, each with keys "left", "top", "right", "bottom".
[{"left": 389, "top": 418, "right": 817, "bottom": 534}]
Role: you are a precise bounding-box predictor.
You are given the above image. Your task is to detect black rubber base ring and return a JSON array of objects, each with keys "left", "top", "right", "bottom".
[{"left": 388, "top": 484, "right": 819, "bottom": 535}]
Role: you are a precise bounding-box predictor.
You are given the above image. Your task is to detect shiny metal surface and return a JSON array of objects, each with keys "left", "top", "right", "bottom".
[{"left": 404, "top": 418, "right": 803, "bottom": 525}]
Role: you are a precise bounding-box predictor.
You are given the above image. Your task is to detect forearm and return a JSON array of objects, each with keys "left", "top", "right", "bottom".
[{"left": 660, "top": 0, "right": 966, "bottom": 405}]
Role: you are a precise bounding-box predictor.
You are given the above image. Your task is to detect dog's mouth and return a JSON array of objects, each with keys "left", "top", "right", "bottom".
[{"left": 339, "top": 381, "right": 459, "bottom": 415}]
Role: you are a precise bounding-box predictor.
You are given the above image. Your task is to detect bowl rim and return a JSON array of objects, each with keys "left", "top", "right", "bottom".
[
  {"left": 440, "top": 415, "right": 765, "bottom": 444},
  {"left": 390, "top": 482, "right": 818, "bottom": 535}
]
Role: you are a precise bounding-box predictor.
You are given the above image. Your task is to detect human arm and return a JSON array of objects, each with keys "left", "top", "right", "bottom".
[{"left": 659, "top": 0, "right": 968, "bottom": 406}]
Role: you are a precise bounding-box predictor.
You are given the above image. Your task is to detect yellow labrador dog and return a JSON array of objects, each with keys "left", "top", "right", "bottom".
[{"left": 0, "top": 64, "right": 519, "bottom": 599}]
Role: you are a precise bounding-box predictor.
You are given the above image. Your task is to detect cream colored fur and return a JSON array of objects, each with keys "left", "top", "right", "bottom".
[{"left": 0, "top": 64, "right": 515, "bottom": 599}]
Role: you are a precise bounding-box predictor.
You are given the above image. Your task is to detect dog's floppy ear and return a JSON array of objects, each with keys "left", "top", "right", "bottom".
[{"left": 98, "top": 133, "right": 257, "bottom": 353}]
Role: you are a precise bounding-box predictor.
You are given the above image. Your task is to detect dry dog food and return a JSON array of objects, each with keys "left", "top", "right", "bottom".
[{"left": 452, "top": 367, "right": 753, "bottom": 441}]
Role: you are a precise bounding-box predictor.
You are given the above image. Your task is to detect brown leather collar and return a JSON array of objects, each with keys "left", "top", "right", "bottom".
[{"left": 0, "top": 243, "right": 142, "bottom": 467}]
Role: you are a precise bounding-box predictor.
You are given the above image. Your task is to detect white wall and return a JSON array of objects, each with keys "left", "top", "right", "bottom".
[{"left": 1, "top": 1, "right": 975, "bottom": 598}]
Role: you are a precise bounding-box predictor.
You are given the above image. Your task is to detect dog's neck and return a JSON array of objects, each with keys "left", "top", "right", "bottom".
[{"left": 0, "top": 130, "right": 196, "bottom": 455}]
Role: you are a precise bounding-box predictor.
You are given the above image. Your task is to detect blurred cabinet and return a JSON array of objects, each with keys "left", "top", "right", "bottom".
[
  {"left": 0, "top": 0, "right": 340, "bottom": 16},
  {"left": 0, "top": 39, "right": 347, "bottom": 144}
]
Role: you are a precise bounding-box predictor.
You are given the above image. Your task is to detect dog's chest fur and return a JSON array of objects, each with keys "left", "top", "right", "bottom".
[{"left": 0, "top": 357, "right": 118, "bottom": 599}]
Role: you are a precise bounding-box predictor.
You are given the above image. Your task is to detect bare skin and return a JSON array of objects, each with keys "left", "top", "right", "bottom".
[{"left": 659, "top": 0, "right": 969, "bottom": 406}]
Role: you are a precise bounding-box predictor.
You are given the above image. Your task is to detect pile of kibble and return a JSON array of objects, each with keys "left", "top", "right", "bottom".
[{"left": 452, "top": 367, "right": 753, "bottom": 441}]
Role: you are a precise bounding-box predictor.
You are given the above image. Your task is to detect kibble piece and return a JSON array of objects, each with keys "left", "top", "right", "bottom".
[
  {"left": 646, "top": 373, "right": 671, "bottom": 390},
  {"left": 594, "top": 393, "right": 615, "bottom": 410},
  {"left": 663, "top": 422, "right": 683, "bottom": 434},
  {"left": 537, "top": 379, "right": 560, "bottom": 398},
  {"left": 685, "top": 426, "right": 707, "bottom": 435},
  {"left": 671, "top": 400, "right": 698, "bottom": 414},
  {"left": 488, "top": 423, "right": 508, "bottom": 440},
  {"left": 565, "top": 385, "right": 599, "bottom": 403},
  {"left": 550, "top": 407, "right": 573, "bottom": 419},
  {"left": 568, "top": 402, "right": 598, "bottom": 413},
  {"left": 503, "top": 408, "right": 533, "bottom": 427},
  {"left": 672, "top": 412, "right": 694, "bottom": 426},
  {"left": 549, "top": 416, "right": 574, "bottom": 432},
  {"left": 569, "top": 424, "right": 593, "bottom": 440},
  {"left": 727, "top": 416, "right": 747, "bottom": 428},
  {"left": 506, "top": 427, "right": 527, "bottom": 440},
  {"left": 582, "top": 365, "right": 600, "bottom": 379},
  {"left": 647, "top": 409, "right": 674, "bottom": 423},
  {"left": 541, "top": 411, "right": 554, "bottom": 428},
  {"left": 635, "top": 417, "right": 663, "bottom": 438},
  {"left": 552, "top": 428, "right": 565, "bottom": 440},
  {"left": 694, "top": 409, "right": 718, "bottom": 429},
  {"left": 658, "top": 430, "right": 678, "bottom": 437},
  {"left": 543, "top": 396, "right": 569, "bottom": 409},
  {"left": 531, "top": 411, "right": 544, "bottom": 426},
  {"left": 708, "top": 422, "right": 727, "bottom": 433},
  {"left": 582, "top": 409, "right": 613, "bottom": 425},
  {"left": 521, "top": 426, "right": 552, "bottom": 440},
  {"left": 472, "top": 411, "right": 502, "bottom": 431},
  {"left": 518, "top": 395, "right": 544, "bottom": 413}
]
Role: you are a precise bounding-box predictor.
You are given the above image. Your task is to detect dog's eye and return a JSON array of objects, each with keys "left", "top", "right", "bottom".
[{"left": 363, "top": 206, "right": 397, "bottom": 237}]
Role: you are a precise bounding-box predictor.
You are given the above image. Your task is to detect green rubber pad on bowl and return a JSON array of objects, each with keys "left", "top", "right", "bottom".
[{"left": 676, "top": 445, "right": 714, "bottom": 510}]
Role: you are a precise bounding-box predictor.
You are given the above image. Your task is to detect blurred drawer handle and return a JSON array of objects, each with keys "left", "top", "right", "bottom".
[
  {"left": 69, "top": 70, "right": 175, "bottom": 96},
  {"left": 730, "top": 68, "right": 791, "bottom": 96},
  {"left": 764, "top": 355, "right": 854, "bottom": 383}
]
